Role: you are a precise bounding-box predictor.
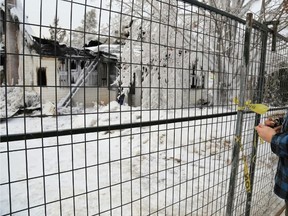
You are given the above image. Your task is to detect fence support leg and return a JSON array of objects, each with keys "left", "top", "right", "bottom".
[
  {"left": 244, "top": 28, "right": 269, "bottom": 216},
  {"left": 226, "top": 13, "right": 253, "bottom": 216}
]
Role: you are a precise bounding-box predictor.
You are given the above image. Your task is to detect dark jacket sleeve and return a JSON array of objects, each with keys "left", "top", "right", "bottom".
[{"left": 271, "top": 132, "right": 288, "bottom": 158}]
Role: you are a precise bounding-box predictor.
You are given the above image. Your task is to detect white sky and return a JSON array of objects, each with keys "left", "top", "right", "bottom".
[
  {"left": 21, "top": 0, "right": 113, "bottom": 37},
  {"left": 12, "top": 0, "right": 287, "bottom": 38}
]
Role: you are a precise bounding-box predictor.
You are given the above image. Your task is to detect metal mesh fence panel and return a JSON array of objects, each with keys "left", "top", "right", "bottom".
[{"left": 0, "top": 0, "right": 287, "bottom": 216}]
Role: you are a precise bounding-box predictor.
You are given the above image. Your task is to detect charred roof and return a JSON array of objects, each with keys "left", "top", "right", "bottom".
[
  {"left": 32, "top": 36, "right": 94, "bottom": 58},
  {"left": 31, "top": 36, "right": 118, "bottom": 62}
]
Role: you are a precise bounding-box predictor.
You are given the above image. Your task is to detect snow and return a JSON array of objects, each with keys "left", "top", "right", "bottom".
[
  {"left": 113, "top": 1, "right": 247, "bottom": 109},
  {"left": 0, "top": 87, "right": 40, "bottom": 119},
  {"left": 0, "top": 101, "right": 279, "bottom": 215},
  {"left": 85, "top": 44, "right": 121, "bottom": 58},
  {"left": 0, "top": 0, "right": 282, "bottom": 214},
  {"left": 2, "top": 0, "right": 35, "bottom": 42}
]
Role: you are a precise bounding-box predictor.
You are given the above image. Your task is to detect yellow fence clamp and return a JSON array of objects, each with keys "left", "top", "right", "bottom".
[
  {"left": 234, "top": 97, "right": 269, "bottom": 144},
  {"left": 233, "top": 97, "right": 269, "bottom": 115}
]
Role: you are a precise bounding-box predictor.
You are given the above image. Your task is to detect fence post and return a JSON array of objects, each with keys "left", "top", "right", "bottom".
[
  {"left": 244, "top": 27, "right": 269, "bottom": 216},
  {"left": 226, "top": 13, "right": 253, "bottom": 216}
]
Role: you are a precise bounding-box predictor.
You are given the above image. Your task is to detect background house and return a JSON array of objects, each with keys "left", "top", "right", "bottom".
[
  {"left": 31, "top": 37, "right": 119, "bottom": 107},
  {"left": 0, "top": 2, "right": 119, "bottom": 109}
]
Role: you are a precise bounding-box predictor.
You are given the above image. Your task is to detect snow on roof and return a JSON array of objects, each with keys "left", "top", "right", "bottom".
[
  {"left": 85, "top": 44, "right": 121, "bottom": 59},
  {"left": 85, "top": 44, "right": 121, "bottom": 56}
]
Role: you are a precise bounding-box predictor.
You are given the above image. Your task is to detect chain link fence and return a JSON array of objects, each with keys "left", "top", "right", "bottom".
[{"left": 0, "top": 0, "right": 288, "bottom": 215}]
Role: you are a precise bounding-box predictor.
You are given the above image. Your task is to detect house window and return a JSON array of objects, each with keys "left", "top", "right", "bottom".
[
  {"left": 191, "top": 75, "right": 205, "bottom": 89},
  {"left": 58, "top": 59, "right": 70, "bottom": 86},
  {"left": 0, "top": 54, "right": 4, "bottom": 84},
  {"left": 71, "top": 76, "right": 75, "bottom": 84},
  {"left": 71, "top": 60, "right": 77, "bottom": 70},
  {"left": 201, "top": 75, "right": 205, "bottom": 88},
  {"left": 102, "top": 77, "right": 107, "bottom": 86},
  {"left": 81, "top": 61, "right": 86, "bottom": 69},
  {"left": 59, "top": 59, "right": 66, "bottom": 71},
  {"left": 0, "top": 54, "right": 4, "bottom": 66},
  {"left": 130, "top": 73, "right": 136, "bottom": 94},
  {"left": 190, "top": 64, "right": 205, "bottom": 89},
  {"left": 59, "top": 71, "right": 68, "bottom": 86},
  {"left": 37, "top": 67, "right": 47, "bottom": 86},
  {"left": 190, "top": 74, "right": 198, "bottom": 89},
  {"left": 97, "top": 63, "right": 108, "bottom": 87}
]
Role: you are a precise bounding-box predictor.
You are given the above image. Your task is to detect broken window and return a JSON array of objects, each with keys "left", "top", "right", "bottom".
[
  {"left": 58, "top": 59, "right": 66, "bottom": 71},
  {"left": 71, "top": 60, "right": 77, "bottom": 70},
  {"left": 37, "top": 67, "right": 47, "bottom": 86},
  {"left": 96, "top": 62, "right": 108, "bottom": 87},
  {"left": 81, "top": 61, "right": 86, "bottom": 69},
  {"left": 129, "top": 73, "right": 136, "bottom": 94},
  {"left": 190, "top": 64, "right": 205, "bottom": 89},
  {"left": 0, "top": 54, "right": 5, "bottom": 84},
  {"left": 190, "top": 74, "right": 198, "bottom": 89},
  {"left": 101, "top": 73, "right": 107, "bottom": 87},
  {"left": 58, "top": 59, "right": 69, "bottom": 87},
  {"left": 191, "top": 75, "right": 205, "bottom": 89},
  {"left": 59, "top": 71, "right": 68, "bottom": 86},
  {"left": 190, "top": 64, "right": 198, "bottom": 89},
  {"left": 0, "top": 53, "right": 4, "bottom": 66}
]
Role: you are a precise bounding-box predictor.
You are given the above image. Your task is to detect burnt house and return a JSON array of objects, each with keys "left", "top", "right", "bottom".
[{"left": 31, "top": 36, "right": 118, "bottom": 107}]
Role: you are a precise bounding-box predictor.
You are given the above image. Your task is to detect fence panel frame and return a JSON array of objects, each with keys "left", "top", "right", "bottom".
[{"left": 0, "top": 0, "right": 287, "bottom": 215}]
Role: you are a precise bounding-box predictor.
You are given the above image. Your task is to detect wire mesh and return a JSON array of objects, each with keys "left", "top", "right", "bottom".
[{"left": 0, "top": 0, "right": 287, "bottom": 216}]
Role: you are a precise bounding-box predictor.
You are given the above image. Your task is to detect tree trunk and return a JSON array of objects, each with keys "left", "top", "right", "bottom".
[
  {"left": 216, "top": 28, "right": 224, "bottom": 105},
  {"left": 6, "top": 0, "right": 19, "bottom": 85}
]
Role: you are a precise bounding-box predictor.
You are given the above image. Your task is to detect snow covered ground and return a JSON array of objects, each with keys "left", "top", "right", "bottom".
[{"left": 0, "top": 100, "right": 280, "bottom": 216}]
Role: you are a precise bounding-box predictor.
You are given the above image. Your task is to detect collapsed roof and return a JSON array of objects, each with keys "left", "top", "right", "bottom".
[
  {"left": 32, "top": 36, "right": 119, "bottom": 61},
  {"left": 32, "top": 36, "right": 94, "bottom": 58}
]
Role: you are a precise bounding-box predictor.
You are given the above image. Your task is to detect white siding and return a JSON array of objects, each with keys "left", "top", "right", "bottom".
[
  {"left": 34, "top": 87, "right": 117, "bottom": 107},
  {"left": 18, "top": 49, "right": 37, "bottom": 88},
  {"left": 40, "top": 57, "right": 59, "bottom": 86},
  {"left": 22, "top": 55, "right": 117, "bottom": 107},
  {"left": 72, "top": 88, "right": 117, "bottom": 106}
]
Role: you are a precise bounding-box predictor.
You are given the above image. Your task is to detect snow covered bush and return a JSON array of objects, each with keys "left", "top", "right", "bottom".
[
  {"left": 112, "top": 1, "right": 213, "bottom": 108},
  {"left": 109, "top": 0, "right": 287, "bottom": 108},
  {"left": 0, "top": 87, "right": 40, "bottom": 118}
]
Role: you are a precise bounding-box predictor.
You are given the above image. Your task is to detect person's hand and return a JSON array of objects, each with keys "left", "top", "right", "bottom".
[
  {"left": 264, "top": 118, "right": 282, "bottom": 133},
  {"left": 264, "top": 118, "right": 275, "bottom": 127},
  {"left": 255, "top": 123, "right": 277, "bottom": 143}
]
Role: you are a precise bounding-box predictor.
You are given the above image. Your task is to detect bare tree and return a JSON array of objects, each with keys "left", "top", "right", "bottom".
[
  {"left": 49, "top": 16, "right": 67, "bottom": 43},
  {"left": 71, "top": 9, "right": 97, "bottom": 48},
  {"left": 110, "top": 0, "right": 287, "bottom": 107}
]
